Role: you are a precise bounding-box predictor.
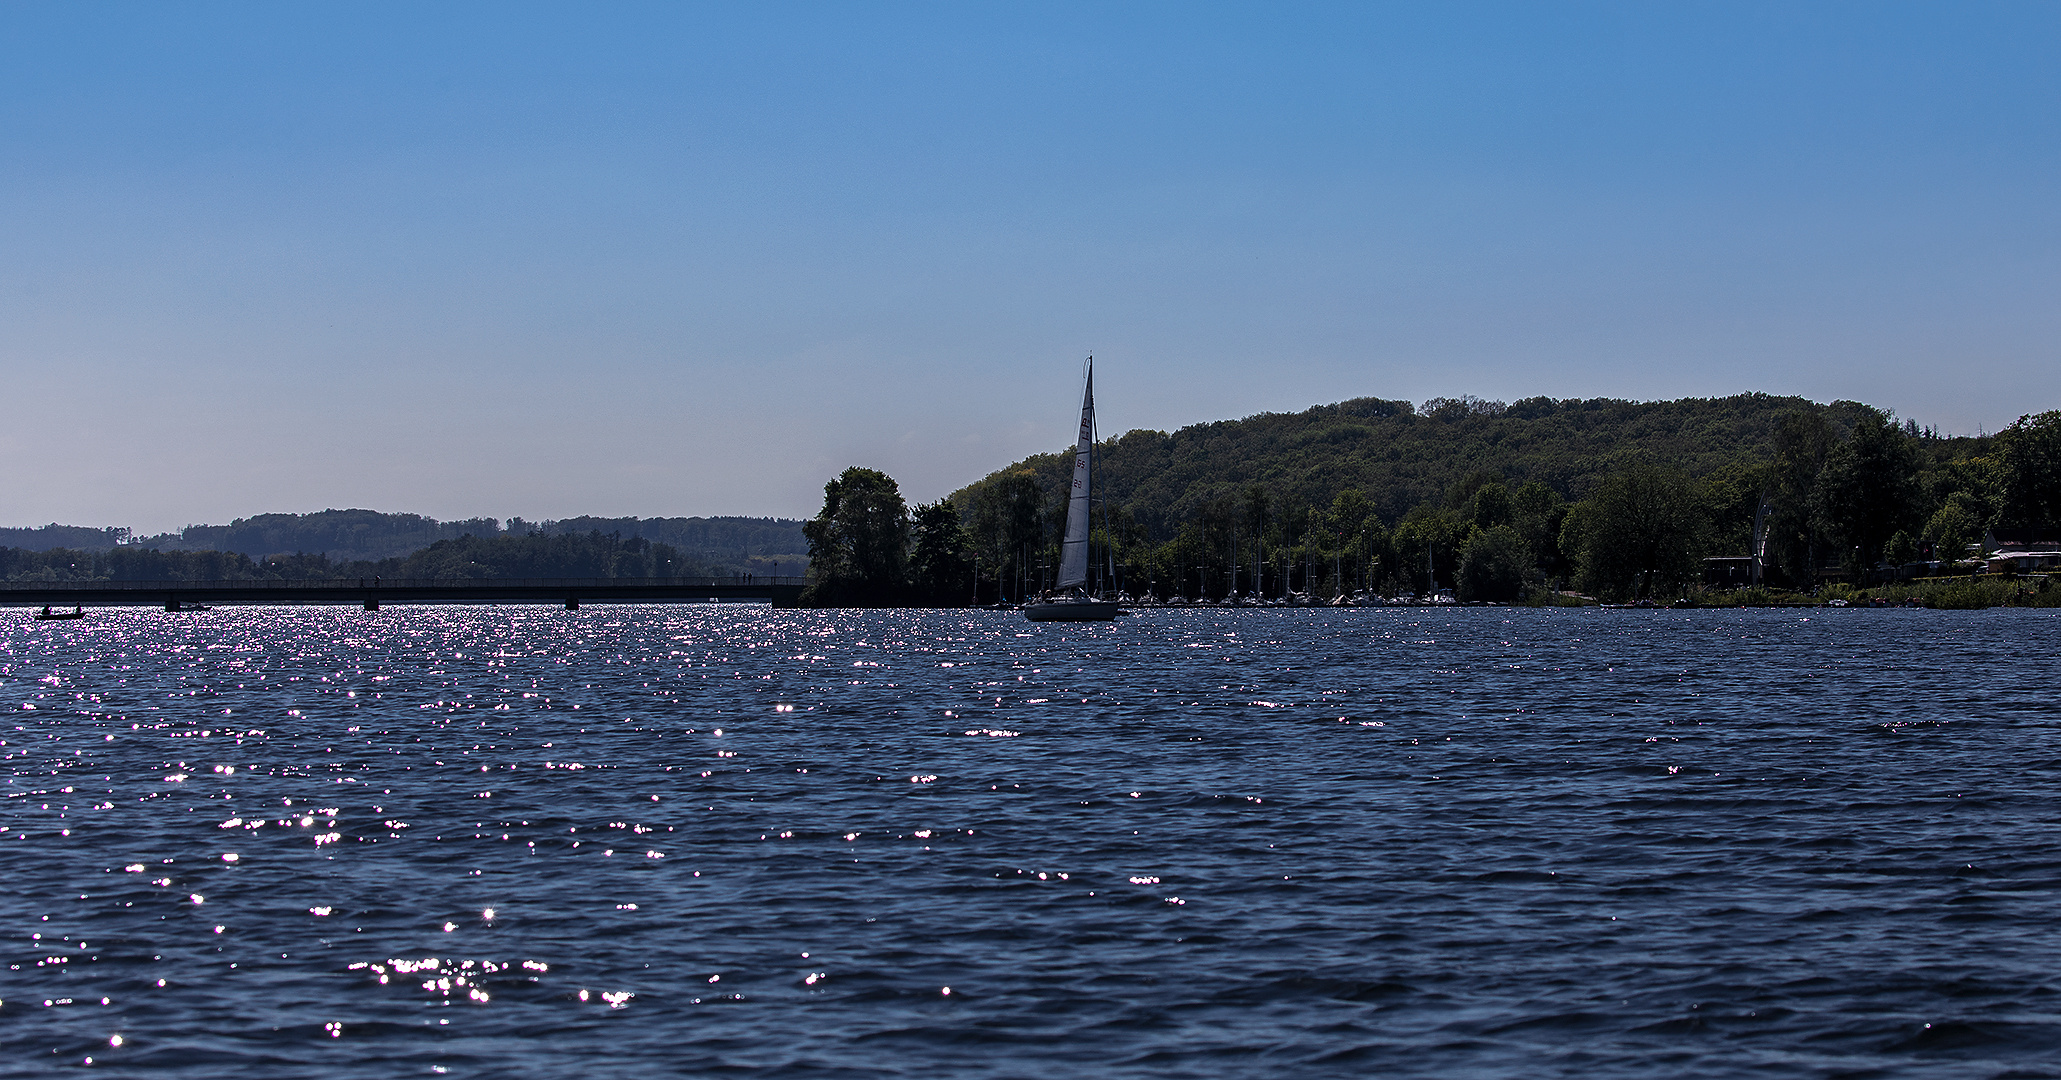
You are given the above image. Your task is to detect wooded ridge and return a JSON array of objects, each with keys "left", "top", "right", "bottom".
[{"left": 800, "top": 392, "right": 2058, "bottom": 605}]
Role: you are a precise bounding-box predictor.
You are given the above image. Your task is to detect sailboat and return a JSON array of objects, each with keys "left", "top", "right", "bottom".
[{"left": 1025, "top": 360, "right": 1121, "bottom": 622}]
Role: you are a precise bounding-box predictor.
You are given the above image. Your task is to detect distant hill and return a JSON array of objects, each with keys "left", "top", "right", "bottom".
[
  {"left": 0, "top": 524, "right": 132, "bottom": 551},
  {"left": 141, "top": 510, "right": 498, "bottom": 563},
  {"left": 0, "top": 530, "right": 708, "bottom": 583},
  {"left": 0, "top": 508, "right": 809, "bottom": 578},
  {"left": 954, "top": 392, "right": 1983, "bottom": 533}
]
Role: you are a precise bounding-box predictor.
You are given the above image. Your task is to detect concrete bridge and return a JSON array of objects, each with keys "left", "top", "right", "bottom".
[{"left": 0, "top": 576, "right": 807, "bottom": 611}]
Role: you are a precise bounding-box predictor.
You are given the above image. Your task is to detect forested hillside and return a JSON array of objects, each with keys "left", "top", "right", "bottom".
[
  {"left": 956, "top": 394, "right": 1961, "bottom": 531},
  {"left": 933, "top": 393, "right": 2050, "bottom": 603}
]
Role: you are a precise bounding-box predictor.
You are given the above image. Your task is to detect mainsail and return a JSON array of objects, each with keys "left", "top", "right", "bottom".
[{"left": 1054, "top": 364, "right": 1095, "bottom": 591}]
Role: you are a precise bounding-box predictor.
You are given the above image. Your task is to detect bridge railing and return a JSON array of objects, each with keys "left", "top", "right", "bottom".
[{"left": 0, "top": 576, "right": 810, "bottom": 591}]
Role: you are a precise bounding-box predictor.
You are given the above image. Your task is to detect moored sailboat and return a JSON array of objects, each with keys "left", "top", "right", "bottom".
[{"left": 1025, "top": 361, "right": 1120, "bottom": 622}]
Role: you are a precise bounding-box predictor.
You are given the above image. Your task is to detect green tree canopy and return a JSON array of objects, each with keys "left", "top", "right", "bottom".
[
  {"left": 1510, "top": 480, "right": 1569, "bottom": 576},
  {"left": 908, "top": 500, "right": 974, "bottom": 605},
  {"left": 963, "top": 468, "right": 1045, "bottom": 600},
  {"left": 1996, "top": 411, "right": 2061, "bottom": 532},
  {"left": 1810, "top": 408, "right": 1923, "bottom": 569},
  {"left": 1456, "top": 524, "right": 1533, "bottom": 602},
  {"left": 801, "top": 467, "right": 910, "bottom": 606},
  {"left": 1325, "top": 488, "right": 1374, "bottom": 544},
  {"left": 1470, "top": 481, "right": 1514, "bottom": 530},
  {"left": 1563, "top": 464, "right": 1710, "bottom": 601},
  {"left": 1391, "top": 504, "right": 1465, "bottom": 594},
  {"left": 1923, "top": 495, "right": 1984, "bottom": 566}
]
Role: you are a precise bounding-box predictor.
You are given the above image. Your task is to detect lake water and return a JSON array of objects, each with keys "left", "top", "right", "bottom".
[{"left": 5, "top": 605, "right": 2061, "bottom": 1078}]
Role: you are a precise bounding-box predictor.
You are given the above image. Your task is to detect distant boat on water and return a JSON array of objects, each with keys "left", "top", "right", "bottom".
[
  {"left": 34, "top": 605, "right": 85, "bottom": 621},
  {"left": 1025, "top": 360, "right": 1120, "bottom": 622}
]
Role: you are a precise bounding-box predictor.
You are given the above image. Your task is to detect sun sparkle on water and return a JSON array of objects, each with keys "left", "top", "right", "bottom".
[{"left": 3, "top": 604, "right": 2060, "bottom": 1076}]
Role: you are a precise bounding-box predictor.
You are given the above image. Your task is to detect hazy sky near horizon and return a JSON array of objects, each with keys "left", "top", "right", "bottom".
[{"left": 5, "top": 3, "right": 2059, "bottom": 532}]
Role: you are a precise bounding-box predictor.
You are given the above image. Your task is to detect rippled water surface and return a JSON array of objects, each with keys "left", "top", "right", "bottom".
[{"left": 6, "top": 605, "right": 2061, "bottom": 1078}]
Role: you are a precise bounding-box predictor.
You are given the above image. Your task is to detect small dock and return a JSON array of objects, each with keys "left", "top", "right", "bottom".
[{"left": 0, "top": 576, "right": 807, "bottom": 611}]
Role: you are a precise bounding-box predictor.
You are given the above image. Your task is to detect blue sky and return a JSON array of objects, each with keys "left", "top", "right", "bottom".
[{"left": 4, "top": 3, "right": 2058, "bottom": 531}]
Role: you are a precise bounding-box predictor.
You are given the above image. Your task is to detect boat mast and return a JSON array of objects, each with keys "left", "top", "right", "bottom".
[
  {"left": 1229, "top": 522, "right": 1238, "bottom": 603},
  {"left": 1751, "top": 491, "right": 1772, "bottom": 588}
]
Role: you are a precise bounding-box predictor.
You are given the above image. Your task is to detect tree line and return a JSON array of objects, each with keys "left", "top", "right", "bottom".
[
  {"left": 799, "top": 397, "right": 2061, "bottom": 605},
  {"left": 797, "top": 468, "right": 972, "bottom": 606},
  {"left": 1, "top": 508, "right": 808, "bottom": 577},
  {"left": 0, "top": 530, "right": 711, "bottom": 582}
]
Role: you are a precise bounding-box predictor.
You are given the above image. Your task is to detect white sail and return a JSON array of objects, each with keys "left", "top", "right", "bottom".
[{"left": 1055, "top": 364, "right": 1094, "bottom": 590}]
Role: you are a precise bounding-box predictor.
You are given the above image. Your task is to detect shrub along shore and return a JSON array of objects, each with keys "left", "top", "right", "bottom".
[
  {"left": 1706, "top": 574, "right": 2061, "bottom": 610},
  {"left": 1522, "top": 574, "right": 2058, "bottom": 609}
]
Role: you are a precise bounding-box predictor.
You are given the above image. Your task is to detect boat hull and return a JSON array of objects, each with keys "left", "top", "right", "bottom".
[{"left": 1023, "top": 600, "right": 1120, "bottom": 622}]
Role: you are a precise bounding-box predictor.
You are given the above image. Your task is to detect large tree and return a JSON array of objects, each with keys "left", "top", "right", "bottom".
[
  {"left": 1510, "top": 480, "right": 1569, "bottom": 580},
  {"left": 1810, "top": 408, "right": 1922, "bottom": 569},
  {"left": 801, "top": 467, "right": 909, "bottom": 606},
  {"left": 1763, "top": 408, "right": 1837, "bottom": 584},
  {"left": 1562, "top": 463, "right": 1710, "bottom": 601},
  {"left": 964, "top": 469, "right": 1045, "bottom": 600},
  {"left": 1391, "top": 504, "right": 1465, "bottom": 595},
  {"left": 1997, "top": 410, "right": 2061, "bottom": 532},
  {"left": 1456, "top": 524, "right": 1533, "bottom": 602},
  {"left": 1469, "top": 481, "right": 1514, "bottom": 530},
  {"left": 907, "top": 501, "right": 973, "bottom": 606},
  {"left": 1323, "top": 488, "right": 1379, "bottom": 593}
]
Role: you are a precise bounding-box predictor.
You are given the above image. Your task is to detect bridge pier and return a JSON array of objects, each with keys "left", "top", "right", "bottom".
[
  {"left": 364, "top": 598, "right": 379, "bottom": 611},
  {"left": 566, "top": 598, "right": 579, "bottom": 611}
]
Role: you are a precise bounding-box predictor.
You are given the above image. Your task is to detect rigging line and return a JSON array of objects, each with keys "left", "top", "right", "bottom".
[{"left": 1089, "top": 385, "right": 1120, "bottom": 596}]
